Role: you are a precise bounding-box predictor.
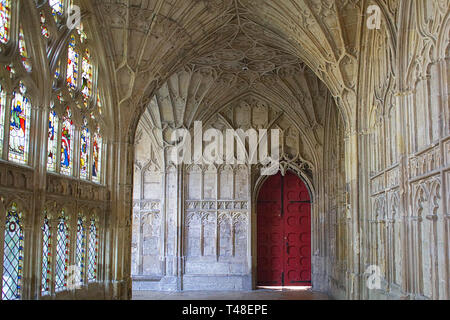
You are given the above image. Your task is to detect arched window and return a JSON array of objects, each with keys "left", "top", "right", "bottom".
[
  {"left": 0, "top": 0, "right": 11, "bottom": 44},
  {"left": 9, "top": 82, "right": 31, "bottom": 164},
  {"left": 87, "top": 218, "right": 98, "bottom": 282},
  {"left": 2, "top": 203, "right": 24, "bottom": 300},
  {"left": 18, "top": 26, "right": 31, "bottom": 72},
  {"left": 66, "top": 35, "right": 79, "bottom": 91},
  {"left": 55, "top": 211, "right": 69, "bottom": 291},
  {"left": 76, "top": 216, "right": 86, "bottom": 285},
  {"left": 60, "top": 106, "right": 73, "bottom": 176},
  {"left": 80, "top": 117, "right": 90, "bottom": 179},
  {"left": 92, "top": 127, "right": 102, "bottom": 183},
  {"left": 81, "top": 49, "right": 93, "bottom": 102},
  {"left": 41, "top": 216, "right": 51, "bottom": 295},
  {"left": 0, "top": 83, "right": 6, "bottom": 155},
  {"left": 47, "top": 103, "right": 59, "bottom": 172}
]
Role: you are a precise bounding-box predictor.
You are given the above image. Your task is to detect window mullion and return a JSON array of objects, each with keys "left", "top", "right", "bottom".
[{"left": 2, "top": 92, "right": 12, "bottom": 160}]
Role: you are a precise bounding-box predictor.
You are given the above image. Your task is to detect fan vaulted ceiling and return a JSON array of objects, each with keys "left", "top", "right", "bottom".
[{"left": 93, "top": 0, "right": 366, "bottom": 137}]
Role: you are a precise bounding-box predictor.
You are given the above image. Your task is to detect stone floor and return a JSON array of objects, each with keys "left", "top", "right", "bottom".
[{"left": 132, "top": 287, "right": 330, "bottom": 300}]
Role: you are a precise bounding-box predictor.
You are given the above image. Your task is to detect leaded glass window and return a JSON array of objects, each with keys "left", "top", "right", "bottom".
[
  {"left": 77, "top": 22, "right": 87, "bottom": 43},
  {"left": 60, "top": 107, "right": 74, "bottom": 176},
  {"left": 0, "top": 83, "right": 5, "bottom": 155},
  {"left": 81, "top": 49, "right": 93, "bottom": 101},
  {"left": 47, "top": 103, "right": 59, "bottom": 172},
  {"left": 76, "top": 217, "right": 85, "bottom": 285},
  {"left": 41, "top": 216, "right": 51, "bottom": 295},
  {"left": 92, "top": 127, "right": 102, "bottom": 183},
  {"left": 53, "top": 61, "right": 61, "bottom": 90},
  {"left": 9, "top": 82, "right": 31, "bottom": 164},
  {"left": 55, "top": 213, "right": 69, "bottom": 291},
  {"left": 40, "top": 11, "right": 50, "bottom": 39},
  {"left": 97, "top": 92, "right": 102, "bottom": 115},
  {"left": 0, "top": 0, "right": 11, "bottom": 44},
  {"left": 49, "top": 0, "right": 63, "bottom": 21},
  {"left": 80, "top": 118, "right": 90, "bottom": 179},
  {"left": 2, "top": 203, "right": 24, "bottom": 300},
  {"left": 18, "top": 26, "right": 32, "bottom": 72},
  {"left": 87, "top": 219, "right": 98, "bottom": 282},
  {"left": 66, "top": 35, "right": 79, "bottom": 91}
]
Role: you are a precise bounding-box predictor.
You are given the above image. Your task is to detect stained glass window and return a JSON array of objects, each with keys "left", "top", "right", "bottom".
[
  {"left": 60, "top": 107, "right": 74, "bottom": 176},
  {"left": 40, "top": 11, "right": 50, "bottom": 39},
  {"left": 55, "top": 213, "right": 69, "bottom": 292},
  {"left": 9, "top": 82, "right": 31, "bottom": 164},
  {"left": 0, "top": 83, "right": 5, "bottom": 155},
  {"left": 92, "top": 127, "right": 102, "bottom": 183},
  {"left": 5, "top": 63, "right": 15, "bottom": 78},
  {"left": 76, "top": 217, "right": 85, "bottom": 285},
  {"left": 2, "top": 203, "right": 24, "bottom": 300},
  {"left": 87, "top": 219, "right": 98, "bottom": 282},
  {"left": 47, "top": 104, "right": 59, "bottom": 172},
  {"left": 19, "top": 27, "right": 32, "bottom": 72},
  {"left": 81, "top": 49, "right": 93, "bottom": 101},
  {"left": 53, "top": 61, "right": 61, "bottom": 90},
  {"left": 41, "top": 216, "right": 51, "bottom": 295},
  {"left": 0, "top": 0, "right": 11, "bottom": 44},
  {"left": 66, "top": 35, "right": 79, "bottom": 91},
  {"left": 49, "top": 0, "right": 63, "bottom": 21},
  {"left": 80, "top": 118, "right": 90, "bottom": 179},
  {"left": 97, "top": 92, "right": 102, "bottom": 115},
  {"left": 77, "top": 22, "right": 87, "bottom": 43}
]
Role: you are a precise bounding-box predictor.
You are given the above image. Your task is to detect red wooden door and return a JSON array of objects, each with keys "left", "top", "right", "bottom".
[{"left": 257, "top": 171, "right": 311, "bottom": 286}]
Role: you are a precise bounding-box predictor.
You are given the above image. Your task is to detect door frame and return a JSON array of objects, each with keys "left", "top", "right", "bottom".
[{"left": 251, "top": 165, "right": 315, "bottom": 289}]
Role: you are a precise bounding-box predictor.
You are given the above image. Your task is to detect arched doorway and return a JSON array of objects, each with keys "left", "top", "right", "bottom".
[{"left": 257, "top": 171, "right": 311, "bottom": 287}]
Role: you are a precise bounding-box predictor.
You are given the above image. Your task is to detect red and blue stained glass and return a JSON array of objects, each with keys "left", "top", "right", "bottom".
[
  {"left": 49, "top": 0, "right": 63, "bottom": 20},
  {"left": 92, "top": 128, "right": 102, "bottom": 183},
  {"left": 40, "top": 11, "right": 50, "bottom": 39},
  {"left": 80, "top": 118, "right": 90, "bottom": 179},
  {"left": 67, "top": 35, "right": 79, "bottom": 91},
  {"left": 2, "top": 203, "right": 24, "bottom": 300},
  {"left": 0, "top": 0, "right": 11, "bottom": 44},
  {"left": 9, "top": 82, "right": 31, "bottom": 164},
  {"left": 47, "top": 104, "right": 59, "bottom": 172},
  {"left": 82, "top": 49, "right": 93, "bottom": 101},
  {"left": 60, "top": 107, "right": 74, "bottom": 176}
]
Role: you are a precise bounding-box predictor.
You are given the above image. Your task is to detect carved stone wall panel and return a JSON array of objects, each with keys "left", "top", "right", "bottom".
[
  {"left": 219, "top": 166, "right": 233, "bottom": 199},
  {"left": 409, "top": 146, "right": 442, "bottom": 179},
  {"left": 141, "top": 212, "right": 162, "bottom": 275},
  {"left": 370, "top": 174, "right": 385, "bottom": 196},
  {"left": 218, "top": 213, "right": 232, "bottom": 257},
  {"left": 187, "top": 166, "right": 202, "bottom": 200},
  {"left": 234, "top": 167, "right": 248, "bottom": 200},
  {"left": 185, "top": 212, "right": 202, "bottom": 257},
  {"left": 203, "top": 168, "right": 217, "bottom": 200}
]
